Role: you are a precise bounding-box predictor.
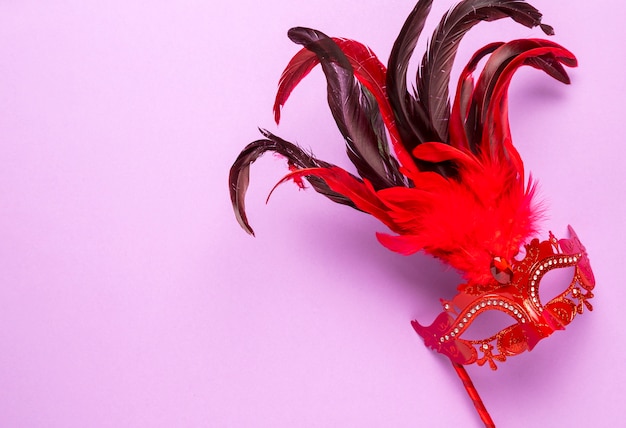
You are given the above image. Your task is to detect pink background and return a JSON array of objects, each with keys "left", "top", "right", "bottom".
[{"left": 0, "top": 1, "right": 623, "bottom": 426}]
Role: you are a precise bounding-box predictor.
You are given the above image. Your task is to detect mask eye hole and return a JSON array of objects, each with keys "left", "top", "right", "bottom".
[
  {"left": 538, "top": 265, "right": 576, "bottom": 304},
  {"left": 460, "top": 309, "right": 519, "bottom": 341}
]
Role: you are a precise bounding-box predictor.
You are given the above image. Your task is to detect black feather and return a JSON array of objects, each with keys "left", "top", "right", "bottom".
[
  {"left": 360, "top": 87, "right": 407, "bottom": 187},
  {"left": 229, "top": 129, "right": 357, "bottom": 235},
  {"left": 386, "top": 0, "right": 435, "bottom": 150},
  {"left": 287, "top": 27, "right": 404, "bottom": 190}
]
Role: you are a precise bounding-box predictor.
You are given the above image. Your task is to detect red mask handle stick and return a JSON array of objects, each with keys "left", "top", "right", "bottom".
[{"left": 451, "top": 361, "right": 495, "bottom": 428}]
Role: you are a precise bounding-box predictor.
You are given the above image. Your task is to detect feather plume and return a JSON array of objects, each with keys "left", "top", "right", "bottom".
[
  {"left": 230, "top": 0, "right": 577, "bottom": 290},
  {"left": 417, "top": 0, "right": 554, "bottom": 143}
]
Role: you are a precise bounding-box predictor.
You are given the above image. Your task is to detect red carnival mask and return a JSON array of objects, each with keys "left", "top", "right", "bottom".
[
  {"left": 413, "top": 226, "right": 595, "bottom": 370},
  {"left": 229, "top": 0, "right": 594, "bottom": 426}
]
